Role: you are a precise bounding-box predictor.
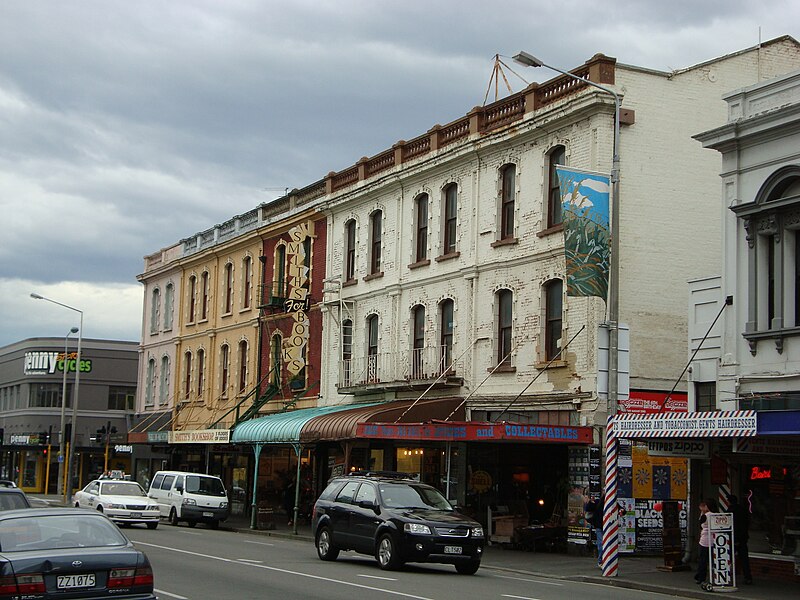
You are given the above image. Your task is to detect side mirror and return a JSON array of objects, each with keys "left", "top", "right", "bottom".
[
  {"left": 175, "top": 485, "right": 184, "bottom": 494},
  {"left": 449, "top": 500, "right": 459, "bottom": 509},
  {"left": 358, "top": 500, "right": 378, "bottom": 511}
]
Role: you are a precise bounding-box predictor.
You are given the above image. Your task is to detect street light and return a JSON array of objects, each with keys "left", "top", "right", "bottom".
[
  {"left": 57, "top": 326, "right": 79, "bottom": 497},
  {"left": 512, "top": 51, "right": 622, "bottom": 577},
  {"left": 30, "top": 293, "right": 83, "bottom": 505}
]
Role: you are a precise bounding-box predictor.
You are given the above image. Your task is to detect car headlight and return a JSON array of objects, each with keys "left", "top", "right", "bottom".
[
  {"left": 471, "top": 526, "right": 484, "bottom": 538},
  {"left": 106, "top": 503, "right": 125, "bottom": 509},
  {"left": 404, "top": 523, "right": 432, "bottom": 535},
  {"left": 220, "top": 502, "right": 228, "bottom": 509},
  {"left": 182, "top": 498, "right": 197, "bottom": 506}
]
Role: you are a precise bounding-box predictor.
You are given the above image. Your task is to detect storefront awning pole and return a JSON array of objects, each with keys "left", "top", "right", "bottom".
[
  {"left": 249, "top": 444, "right": 263, "bottom": 530},
  {"left": 293, "top": 443, "right": 302, "bottom": 536},
  {"left": 445, "top": 441, "right": 452, "bottom": 499}
]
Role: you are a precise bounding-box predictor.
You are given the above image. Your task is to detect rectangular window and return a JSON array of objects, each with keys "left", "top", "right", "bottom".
[
  {"left": 29, "top": 383, "right": 72, "bottom": 408},
  {"left": 201, "top": 272, "right": 209, "bottom": 320},
  {"left": 345, "top": 220, "right": 356, "bottom": 282},
  {"left": 197, "top": 349, "right": 205, "bottom": 396},
  {"left": 545, "top": 281, "right": 563, "bottom": 360},
  {"left": 184, "top": 352, "right": 192, "bottom": 400},
  {"left": 224, "top": 264, "right": 233, "bottom": 314},
  {"left": 498, "top": 290, "right": 513, "bottom": 365},
  {"left": 108, "top": 386, "right": 135, "bottom": 411},
  {"left": 548, "top": 148, "right": 565, "bottom": 227},
  {"left": 164, "top": 284, "right": 174, "bottom": 330},
  {"left": 243, "top": 257, "right": 252, "bottom": 309},
  {"left": 415, "top": 196, "right": 428, "bottom": 262},
  {"left": 501, "top": 166, "right": 516, "bottom": 239},
  {"left": 370, "top": 211, "right": 382, "bottom": 274},
  {"left": 150, "top": 289, "right": 160, "bottom": 334},
  {"left": 221, "top": 345, "right": 229, "bottom": 397},
  {"left": 188, "top": 277, "right": 196, "bottom": 323},
  {"left": 159, "top": 356, "right": 170, "bottom": 406},
  {"left": 695, "top": 382, "right": 716, "bottom": 412},
  {"left": 238, "top": 342, "right": 248, "bottom": 393},
  {"left": 444, "top": 185, "right": 457, "bottom": 254}
]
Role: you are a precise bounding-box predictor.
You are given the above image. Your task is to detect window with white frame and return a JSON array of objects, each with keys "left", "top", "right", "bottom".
[
  {"left": 201, "top": 271, "right": 209, "bottom": 320},
  {"left": 369, "top": 210, "right": 383, "bottom": 275},
  {"left": 188, "top": 276, "right": 197, "bottom": 324},
  {"left": 546, "top": 146, "right": 566, "bottom": 228},
  {"left": 224, "top": 263, "right": 233, "bottom": 314},
  {"left": 238, "top": 340, "right": 248, "bottom": 393},
  {"left": 414, "top": 194, "right": 428, "bottom": 263},
  {"left": 344, "top": 219, "right": 357, "bottom": 282},
  {"left": 443, "top": 184, "right": 458, "bottom": 254},
  {"left": 242, "top": 256, "right": 252, "bottom": 309},
  {"left": 220, "top": 344, "right": 229, "bottom": 397},
  {"left": 496, "top": 289, "right": 513, "bottom": 366},
  {"left": 150, "top": 288, "right": 160, "bottom": 334},
  {"left": 145, "top": 358, "right": 155, "bottom": 406},
  {"left": 342, "top": 319, "right": 353, "bottom": 387},
  {"left": 164, "top": 283, "right": 174, "bottom": 330},
  {"left": 367, "top": 314, "right": 379, "bottom": 381},
  {"left": 736, "top": 167, "right": 800, "bottom": 354},
  {"left": 183, "top": 351, "right": 192, "bottom": 400},
  {"left": 439, "top": 299, "right": 454, "bottom": 374},
  {"left": 499, "top": 164, "right": 516, "bottom": 240},
  {"left": 196, "top": 348, "right": 205, "bottom": 396},
  {"left": 411, "top": 305, "right": 425, "bottom": 379}
]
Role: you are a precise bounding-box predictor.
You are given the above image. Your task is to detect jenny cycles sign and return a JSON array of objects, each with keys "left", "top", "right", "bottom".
[{"left": 24, "top": 351, "right": 92, "bottom": 376}]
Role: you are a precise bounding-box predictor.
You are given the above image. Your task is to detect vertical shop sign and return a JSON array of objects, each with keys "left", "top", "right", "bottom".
[{"left": 708, "top": 512, "right": 736, "bottom": 590}]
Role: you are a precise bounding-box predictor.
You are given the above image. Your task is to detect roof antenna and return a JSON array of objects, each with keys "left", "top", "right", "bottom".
[{"left": 483, "top": 54, "right": 529, "bottom": 105}]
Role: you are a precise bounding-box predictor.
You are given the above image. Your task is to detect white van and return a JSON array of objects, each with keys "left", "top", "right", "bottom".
[{"left": 148, "top": 471, "right": 229, "bottom": 529}]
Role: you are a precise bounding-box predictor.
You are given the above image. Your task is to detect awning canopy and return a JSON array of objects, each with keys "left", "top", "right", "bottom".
[{"left": 231, "top": 402, "right": 384, "bottom": 445}]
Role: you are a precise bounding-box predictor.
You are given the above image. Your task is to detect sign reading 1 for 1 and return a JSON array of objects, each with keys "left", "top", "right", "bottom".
[{"left": 706, "top": 513, "right": 737, "bottom": 592}]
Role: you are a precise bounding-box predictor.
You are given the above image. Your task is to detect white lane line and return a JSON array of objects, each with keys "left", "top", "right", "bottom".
[
  {"left": 357, "top": 574, "right": 398, "bottom": 581},
  {"left": 237, "top": 558, "right": 263, "bottom": 563},
  {"left": 243, "top": 540, "right": 275, "bottom": 547},
  {"left": 154, "top": 589, "right": 189, "bottom": 599},
  {"left": 492, "top": 574, "right": 563, "bottom": 586},
  {"left": 175, "top": 531, "right": 202, "bottom": 536},
  {"left": 136, "top": 541, "right": 434, "bottom": 600},
  {"left": 502, "top": 595, "right": 541, "bottom": 600}
]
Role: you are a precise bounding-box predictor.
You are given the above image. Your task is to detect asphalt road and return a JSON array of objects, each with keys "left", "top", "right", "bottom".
[{"left": 124, "top": 523, "right": 681, "bottom": 600}]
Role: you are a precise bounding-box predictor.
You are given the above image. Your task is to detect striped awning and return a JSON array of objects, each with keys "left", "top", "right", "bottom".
[{"left": 231, "top": 402, "right": 384, "bottom": 445}]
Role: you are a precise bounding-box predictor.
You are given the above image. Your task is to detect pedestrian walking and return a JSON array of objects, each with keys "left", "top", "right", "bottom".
[
  {"left": 584, "top": 493, "right": 605, "bottom": 566},
  {"left": 695, "top": 498, "right": 717, "bottom": 584},
  {"left": 728, "top": 495, "right": 753, "bottom": 584}
]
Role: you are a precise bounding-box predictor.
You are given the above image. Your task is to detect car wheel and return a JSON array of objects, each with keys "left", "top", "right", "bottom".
[
  {"left": 96, "top": 506, "right": 104, "bottom": 513},
  {"left": 74, "top": 502, "right": 80, "bottom": 508},
  {"left": 376, "top": 533, "right": 403, "bottom": 570},
  {"left": 146, "top": 522, "right": 158, "bottom": 530},
  {"left": 169, "top": 508, "right": 179, "bottom": 526},
  {"left": 187, "top": 520, "right": 197, "bottom": 528},
  {"left": 316, "top": 526, "right": 340, "bottom": 561},
  {"left": 455, "top": 560, "right": 480, "bottom": 575}
]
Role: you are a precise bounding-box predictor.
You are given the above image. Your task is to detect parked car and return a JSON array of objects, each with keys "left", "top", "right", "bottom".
[
  {"left": 312, "top": 472, "right": 485, "bottom": 574},
  {"left": 0, "top": 487, "right": 31, "bottom": 511},
  {"left": 0, "top": 508, "right": 156, "bottom": 598},
  {"left": 148, "top": 470, "right": 229, "bottom": 529},
  {"left": 0, "top": 480, "right": 17, "bottom": 488},
  {"left": 73, "top": 479, "right": 160, "bottom": 529}
]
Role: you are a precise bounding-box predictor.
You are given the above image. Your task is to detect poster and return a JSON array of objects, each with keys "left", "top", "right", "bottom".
[
  {"left": 618, "top": 497, "right": 636, "bottom": 553},
  {"left": 634, "top": 499, "right": 689, "bottom": 554}
]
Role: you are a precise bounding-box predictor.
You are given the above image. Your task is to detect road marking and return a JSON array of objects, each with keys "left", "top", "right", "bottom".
[
  {"left": 502, "top": 595, "right": 541, "bottom": 600},
  {"left": 357, "top": 574, "right": 398, "bottom": 581},
  {"left": 154, "top": 589, "right": 189, "bottom": 599},
  {"left": 175, "top": 530, "right": 202, "bottom": 536},
  {"left": 237, "top": 558, "right": 263, "bottom": 563},
  {"left": 492, "top": 574, "right": 563, "bottom": 586},
  {"left": 243, "top": 540, "right": 275, "bottom": 547},
  {"left": 136, "top": 541, "right": 434, "bottom": 600}
]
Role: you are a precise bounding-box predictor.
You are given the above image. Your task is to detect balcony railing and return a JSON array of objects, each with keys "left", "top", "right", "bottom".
[{"left": 338, "top": 345, "right": 463, "bottom": 390}]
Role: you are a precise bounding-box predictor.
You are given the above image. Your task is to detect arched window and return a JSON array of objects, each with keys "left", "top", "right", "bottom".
[
  {"left": 188, "top": 276, "right": 197, "bottom": 323},
  {"left": 497, "top": 289, "right": 513, "bottom": 366},
  {"left": 500, "top": 164, "right": 516, "bottom": 239},
  {"left": 201, "top": 272, "right": 210, "bottom": 320},
  {"left": 270, "top": 335, "right": 281, "bottom": 387},
  {"left": 163, "top": 283, "right": 174, "bottom": 330},
  {"left": 440, "top": 299, "right": 454, "bottom": 374},
  {"left": 196, "top": 348, "right": 205, "bottom": 396},
  {"left": 414, "top": 195, "right": 428, "bottom": 262},
  {"left": 145, "top": 358, "right": 155, "bottom": 406},
  {"left": 443, "top": 184, "right": 458, "bottom": 254},
  {"left": 544, "top": 279, "right": 563, "bottom": 361},
  {"left": 547, "top": 146, "right": 566, "bottom": 228},
  {"left": 342, "top": 319, "right": 353, "bottom": 387},
  {"left": 159, "top": 355, "right": 170, "bottom": 406},
  {"left": 345, "top": 219, "right": 357, "bottom": 282},
  {"left": 411, "top": 305, "right": 426, "bottom": 378},
  {"left": 275, "top": 245, "right": 286, "bottom": 301},
  {"left": 242, "top": 256, "right": 252, "bottom": 309},
  {"left": 183, "top": 351, "right": 192, "bottom": 400},
  {"left": 367, "top": 315, "right": 379, "bottom": 382},
  {"left": 370, "top": 210, "right": 382, "bottom": 275},
  {"left": 220, "top": 344, "right": 230, "bottom": 397},
  {"left": 224, "top": 263, "right": 233, "bottom": 314},
  {"left": 238, "top": 340, "right": 248, "bottom": 393},
  {"left": 150, "top": 288, "right": 160, "bottom": 334}
]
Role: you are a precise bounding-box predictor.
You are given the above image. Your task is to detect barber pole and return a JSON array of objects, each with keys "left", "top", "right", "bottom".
[{"left": 601, "top": 414, "right": 619, "bottom": 577}]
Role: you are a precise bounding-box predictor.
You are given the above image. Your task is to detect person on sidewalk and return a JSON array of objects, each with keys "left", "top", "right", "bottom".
[
  {"left": 584, "top": 493, "right": 605, "bottom": 567},
  {"left": 695, "top": 498, "right": 717, "bottom": 584},
  {"left": 728, "top": 495, "right": 753, "bottom": 584}
]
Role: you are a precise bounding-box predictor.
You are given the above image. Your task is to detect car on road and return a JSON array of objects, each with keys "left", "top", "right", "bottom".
[
  {"left": 73, "top": 479, "right": 160, "bottom": 529},
  {"left": 312, "top": 472, "right": 485, "bottom": 574},
  {"left": 0, "top": 480, "right": 17, "bottom": 488},
  {"left": 0, "top": 508, "right": 156, "bottom": 599},
  {"left": 0, "top": 487, "right": 31, "bottom": 511},
  {"left": 148, "top": 470, "right": 229, "bottom": 529}
]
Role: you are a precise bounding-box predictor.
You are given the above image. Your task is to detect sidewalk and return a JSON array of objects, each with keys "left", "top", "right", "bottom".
[{"left": 33, "top": 495, "right": 792, "bottom": 599}]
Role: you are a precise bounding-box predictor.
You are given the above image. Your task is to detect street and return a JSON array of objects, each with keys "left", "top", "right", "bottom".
[{"left": 125, "top": 524, "right": 676, "bottom": 600}]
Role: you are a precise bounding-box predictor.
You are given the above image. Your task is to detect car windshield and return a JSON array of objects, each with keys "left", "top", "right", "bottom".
[
  {"left": 185, "top": 476, "right": 226, "bottom": 496},
  {"left": 378, "top": 483, "right": 452, "bottom": 510},
  {"left": 0, "top": 493, "right": 29, "bottom": 510},
  {"left": 0, "top": 514, "right": 128, "bottom": 552},
  {"left": 100, "top": 482, "right": 146, "bottom": 497}
]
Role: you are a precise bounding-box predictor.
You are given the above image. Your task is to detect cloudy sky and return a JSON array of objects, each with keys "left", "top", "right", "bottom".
[{"left": 2, "top": 1, "right": 798, "bottom": 347}]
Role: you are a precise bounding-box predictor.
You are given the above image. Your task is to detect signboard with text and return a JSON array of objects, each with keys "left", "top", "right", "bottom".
[
  {"left": 168, "top": 429, "right": 231, "bottom": 444},
  {"left": 708, "top": 512, "right": 736, "bottom": 590},
  {"left": 357, "top": 422, "right": 593, "bottom": 444},
  {"left": 614, "top": 411, "right": 757, "bottom": 438},
  {"left": 24, "top": 351, "right": 92, "bottom": 375},
  {"left": 619, "top": 391, "right": 688, "bottom": 414}
]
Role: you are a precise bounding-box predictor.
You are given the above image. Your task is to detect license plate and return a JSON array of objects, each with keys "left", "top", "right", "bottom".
[
  {"left": 57, "top": 574, "right": 95, "bottom": 589},
  {"left": 203, "top": 511, "right": 213, "bottom": 517},
  {"left": 444, "top": 546, "right": 462, "bottom": 554},
  {"left": 130, "top": 512, "right": 142, "bottom": 518}
]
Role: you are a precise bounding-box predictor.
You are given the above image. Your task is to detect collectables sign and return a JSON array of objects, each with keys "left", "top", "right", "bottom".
[{"left": 707, "top": 512, "right": 736, "bottom": 591}]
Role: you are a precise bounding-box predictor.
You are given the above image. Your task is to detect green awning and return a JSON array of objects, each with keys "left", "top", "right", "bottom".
[{"left": 231, "top": 402, "right": 383, "bottom": 445}]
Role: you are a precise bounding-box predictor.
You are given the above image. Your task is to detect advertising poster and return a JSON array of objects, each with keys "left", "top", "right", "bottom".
[
  {"left": 618, "top": 497, "right": 636, "bottom": 553},
  {"left": 634, "top": 499, "right": 688, "bottom": 553}
]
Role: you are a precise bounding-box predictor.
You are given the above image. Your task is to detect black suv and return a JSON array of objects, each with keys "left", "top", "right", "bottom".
[{"left": 311, "top": 472, "right": 485, "bottom": 574}]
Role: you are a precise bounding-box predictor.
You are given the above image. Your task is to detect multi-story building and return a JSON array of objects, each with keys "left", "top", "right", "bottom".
[
  {"left": 0, "top": 337, "right": 138, "bottom": 493},
  {"left": 692, "top": 67, "right": 800, "bottom": 581}
]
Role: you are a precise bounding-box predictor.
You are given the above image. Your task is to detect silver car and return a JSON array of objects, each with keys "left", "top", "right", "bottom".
[{"left": 73, "top": 480, "right": 160, "bottom": 529}]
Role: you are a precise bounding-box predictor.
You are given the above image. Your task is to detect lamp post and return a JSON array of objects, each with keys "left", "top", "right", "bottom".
[
  {"left": 30, "top": 294, "right": 83, "bottom": 505},
  {"left": 512, "top": 51, "right": 622, "bottom": 577},
  {"left": 57, "top": 326, "right": 79, "bottom": 497}
]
